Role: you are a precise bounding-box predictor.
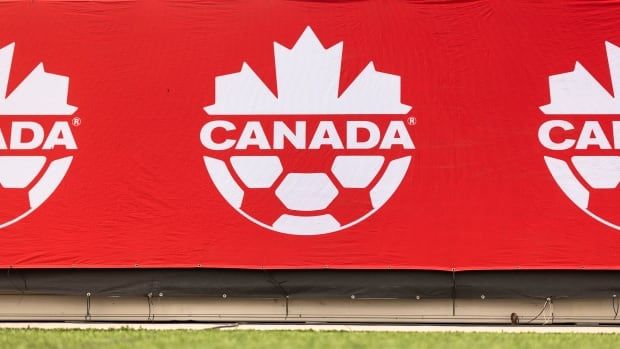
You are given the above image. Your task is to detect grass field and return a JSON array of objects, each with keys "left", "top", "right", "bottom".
[{"left": 0, "top": 329, "right": 619, "bottom": 349}]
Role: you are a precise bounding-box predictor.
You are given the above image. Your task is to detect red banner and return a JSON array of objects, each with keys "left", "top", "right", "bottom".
[{"left": 1, "top": 0, "right": 620, "bottom": 270}]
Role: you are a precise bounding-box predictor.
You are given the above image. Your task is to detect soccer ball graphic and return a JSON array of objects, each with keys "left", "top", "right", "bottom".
[
  {"left": 203, "top": 154, "right": 411, "bottom": 235},
  {"left": 0, "top": 156, "right": 73, "bottom": 228},
  {"left": 540, "top": 41, "right": 620, "bottom": 230},
  {"left": 0, "top": 42, "right": 76, "bottom": 228},
  {"left": 203, "top": 27, "right": 413, "bottom": 235}
]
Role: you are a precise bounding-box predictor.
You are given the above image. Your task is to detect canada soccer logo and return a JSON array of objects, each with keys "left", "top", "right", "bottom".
[
  {"left": 201, "top": 27, "right": 414, "bottom": 235},
  {"left": 0, "top": 42, "right": 78, "bottom": 228},
  {"left": 540, "top": 41, "right": 620, "bottom": 230}
]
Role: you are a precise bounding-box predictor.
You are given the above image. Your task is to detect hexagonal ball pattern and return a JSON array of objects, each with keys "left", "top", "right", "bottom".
[
  {"left": 331, "top": 155, "right": 384, "bottom": 188},
  {"left": 572, "top": 156, "right": 620, "bottom": 189},
  {"left": 231, "top": 156, "right": 283, "bottom": 188},
  {"left": 275, "top": 173, "right": 338, "bottom": 211},
  {"left": 0, "top": 156, "right": 46, "bottom": 189}
]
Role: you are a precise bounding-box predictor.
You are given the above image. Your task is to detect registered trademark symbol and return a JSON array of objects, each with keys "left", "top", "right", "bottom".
[
  {"left": 72, "top": 117, "right": 82, "bottom": 127},
  {"left": 407, "top": 116, "right": 416, "bottom": 126}
]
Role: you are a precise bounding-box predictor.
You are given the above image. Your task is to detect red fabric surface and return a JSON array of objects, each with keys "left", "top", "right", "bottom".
[{"left": 1, "top": 0, "right": 619, "bottom": 270}]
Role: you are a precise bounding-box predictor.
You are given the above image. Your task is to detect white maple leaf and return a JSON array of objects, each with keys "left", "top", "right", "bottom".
[
  {"left": 205, "top": 26, "right": 411, "bottom": 115},
  {"left": 541, "top": 41, "right": 620, "bottom": 114},
  {"left": 0, "top": 42, "right": 77, "bottom": 115}
]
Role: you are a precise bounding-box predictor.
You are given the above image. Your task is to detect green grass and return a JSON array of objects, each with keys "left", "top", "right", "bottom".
[{"left": 0, "top": 329, "right": 619, "bottom": 349}]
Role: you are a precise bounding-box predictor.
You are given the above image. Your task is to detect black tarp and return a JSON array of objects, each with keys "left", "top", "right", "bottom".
[{"left": 0, "top": 269, "right": 618, "bottom": 299}]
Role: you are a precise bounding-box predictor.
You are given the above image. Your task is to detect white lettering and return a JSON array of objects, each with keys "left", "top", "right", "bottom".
[
  {"left": 274, "top": 121, "right": 305, "bottom": 149},
  {"left": 200, "top": 120, "right": 236, "bottom": 150},
  {"left": 309, "top": 121, "right": 344, "bottom": 149},
  {"left": 201, "top": 119, "right": 415, "bottom": 150},
  {"left": 576, "top": 121, "right": 611, "bottom": 150},
  {"left": 0, "top": 129, "right": 6, "bottom": 149},
  {"left": 235, "top": 121, "right": 270, "bottom": 149},
  {"left": 347, "top": 121, "right": 380, "bottom": 149},
  {"left": 10, "top": 121, "right": 44, "bottom": 150},
  {"left": 538, "top": 120, "right": 576, "bottom": 151},
  {"left": 380, "top": 121, "right": 415, "bottom": 149},
  {"left": 43, "top": 121, "right": 77, "bottom": 149}
]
